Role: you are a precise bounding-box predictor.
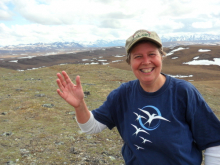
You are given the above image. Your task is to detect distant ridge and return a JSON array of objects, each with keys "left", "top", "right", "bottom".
[
  {"left": 161, "top": 33, "right": 220, "bottom": 42},
  {"left": 78, "top": 39, "right": 125, "bottom": 47},
  {"left": 1, "top": 33, "right": 220, "bottom": 50}
]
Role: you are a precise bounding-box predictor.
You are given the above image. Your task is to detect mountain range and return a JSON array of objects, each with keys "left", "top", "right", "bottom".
[{"left": 1, "top": 33, "right": 220, "bottom": 51}]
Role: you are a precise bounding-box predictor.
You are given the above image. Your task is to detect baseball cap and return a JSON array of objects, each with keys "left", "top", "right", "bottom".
[{"left": 125, "top": 29, "right": 162, "bottom": 54}]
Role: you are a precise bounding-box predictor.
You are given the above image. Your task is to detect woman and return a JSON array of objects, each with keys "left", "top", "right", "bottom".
[{"left": 56, "top": 29, "right": 220, "bottom": 165}]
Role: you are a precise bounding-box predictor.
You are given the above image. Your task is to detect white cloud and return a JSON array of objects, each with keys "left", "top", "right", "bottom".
[
  {"left": 100, "top": 19, "right": 122, "bottom": 29},
  {"left": 159, "top": 0, "right": 194, "bottom": 18},
  {"left": 192, "top": 21, "right": 213, "bottom": 29},
  {"left": 0, "top": 0, "right": 11, "bottom": 10},
  {"left": 213, "top": 19, "right": 220, "bottom": 28},
  {"left": 0, "top": 0, "right": 220, "bottom": 46},
  {"left": 0, "top": 23, "right": 11, "bottom": 33},
  {"left": 13, "top": 0, "right": 136, "bottom": 25},
  {"left": 0, "top": 9, "right": 13, "bottom": 20},
  {"left": 0, "top": 0, "right": 13, "bottom": 20},
  {"left": 0, "top": 23, "right": 123, "bottom": 45}
]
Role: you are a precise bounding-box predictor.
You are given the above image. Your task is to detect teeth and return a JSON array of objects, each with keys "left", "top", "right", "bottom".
[{"left": 141, "top": 68, "right": 152, "bottom": 73}]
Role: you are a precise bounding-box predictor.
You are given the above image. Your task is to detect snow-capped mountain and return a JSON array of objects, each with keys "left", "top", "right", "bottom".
[
  {"left": 17, "top": 42, "right": 83, "bottom": 49},
  {"left": 79, "top": 33, "right": 220, "bottom": 47},
  {"left": 161, "top": 33, "right": 220, "bottom": 42},
  {"left": 78, "top": 39, "right": 125, "bottom": 47},
  {"left": 1, "top": 33, "right": 220, "bottom": 51}
]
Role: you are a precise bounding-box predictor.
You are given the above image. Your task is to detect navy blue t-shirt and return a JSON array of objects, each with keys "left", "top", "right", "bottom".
[{"left": 92, "top": 74, "right": 220, "bottom": 165}]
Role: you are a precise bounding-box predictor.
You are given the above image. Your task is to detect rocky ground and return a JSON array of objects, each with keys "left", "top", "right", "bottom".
[{"left": 0, "top": 65, "right": 135, "bottom": 165}]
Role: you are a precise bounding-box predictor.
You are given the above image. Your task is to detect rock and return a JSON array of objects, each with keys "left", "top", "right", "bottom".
[
  {"left": 20, "top": 149, "right": 30, "bottom": 157},
  {"left": 16, "top": 89, "right": 23, "bottom": 91},
  {"left": 35, "top": 94, "right": 45, "bottom": 97},
  {"left": 70, "top": 147, "right": 80, "bottom": 154},
  {"left": 109, "top": 156, "right": 116, "bottom": 161},
  {"left": 91, "top": 159, "right": 100, "bottom": 163},
  {"left": 2, "top": 119, "right": 9, "bottom": 122},
  {"left": 101, "top": 151, "right": 109, "bottom": 156},
  {"left": 2, "top": 132, "right": 13, "bottom": 136},
  {"left": 78, "top": 130, "right": 83, "bottom": 134},
  {"left": 54, "top": 141, "right": 64, "bottom": 145},
  {"left": 24, "top": 78, "right": 42, "bottom": 81},
  {"left": 86, "top": 135, "right": 92, "bottom": 139},
  {"left": 66, "top": 111, "right": 75, "bottom": 115},
  {"left": 42, "top": 104, "right": 54, "bottom": 108},
  {"left": 69, "top": 136, "right": 75, "bottom": 141},
  {"left": 14, "top": 107, "right": 21, "bottom": 111},
  {"left": 84, "top": 91, "right": 90, "bottom": 97},
  {"left": 70, "top": 147, "right": 75, "bottom": 154},
  {"left": 30, "top": 163, "right": 37, "bottom": 165},
  {"left": 5, "top": 160, "right": 16, "bottom": 165},
  {"left": 24, "top": 78, "right": 34, "bottom": 81},
  {"left": 1, "top": 112, "right": 7, "bottom": 115}
]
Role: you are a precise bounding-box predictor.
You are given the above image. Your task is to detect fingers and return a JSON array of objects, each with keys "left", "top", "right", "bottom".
[
  {"left": 75, "top": 75, "right": 82, "bottom": 87},
  {"left": 57, "top": 88, "right": 62, "bottom": 96},
  {"left": 57, "top": 71, "right": 81, "bottom": 92},
  {"left": 56, "top": 79, "right": 65, "bottom": 92},
  {"left": 57, "top": 72, "right": 67, "bottom": 87},
  {"left": 57, "top": 89, "right": 64, "bottom": 99},
  {"left": 62, "top": 71, "right": 73, "bottom": 85}
]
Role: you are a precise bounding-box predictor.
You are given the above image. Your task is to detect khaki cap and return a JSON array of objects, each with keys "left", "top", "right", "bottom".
[{"left": 125, "top": 29, "right": 162, "bottom": 54}]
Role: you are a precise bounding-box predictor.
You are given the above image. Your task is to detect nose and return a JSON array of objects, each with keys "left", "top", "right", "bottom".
[{"left": 142, "top": 55, "right": 151, "bottom": 65}]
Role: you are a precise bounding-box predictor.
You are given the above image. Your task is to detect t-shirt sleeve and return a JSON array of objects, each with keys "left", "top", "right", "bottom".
[
  {"left": 91, "top": 85, "right": 123, "bottom": 130},
  {"left": 184, "top": 82, "right": 220, "bottom": 150}
]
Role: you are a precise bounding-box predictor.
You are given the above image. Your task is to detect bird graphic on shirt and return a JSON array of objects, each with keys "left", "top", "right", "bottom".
[
  {"left": 138, "top": 108, "right": 170, "bottom": 127},
  {"left": 131, "top": 124, "right": 149, "bottom": 136},
  {"left": 133, "top": 112, "right": 147, "bottom": 121},
  {"left": 134, "top": 144, "right": 144, "bottom": 150},
  {"left": 139, "top": 136, "right": 152, "bottom": 144}
]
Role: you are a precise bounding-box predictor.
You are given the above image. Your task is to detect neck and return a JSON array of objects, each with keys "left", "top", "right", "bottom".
[{"left": 140, "top": 74, "right": 166, "bottom": 93}]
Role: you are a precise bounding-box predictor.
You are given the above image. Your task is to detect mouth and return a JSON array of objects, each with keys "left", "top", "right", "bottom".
[{"left": 140, "top": 68, "right": 154, "bottom": 73}]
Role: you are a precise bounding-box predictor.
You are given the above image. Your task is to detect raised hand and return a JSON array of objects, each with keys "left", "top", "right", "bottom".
[{"left": 56, "top": 71, "right": 84, "bottom": 108}]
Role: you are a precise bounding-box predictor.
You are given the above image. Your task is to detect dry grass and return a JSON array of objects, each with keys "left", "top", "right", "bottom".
[{"left": 0, "top": 64, "right": 136, "bottom": 164}]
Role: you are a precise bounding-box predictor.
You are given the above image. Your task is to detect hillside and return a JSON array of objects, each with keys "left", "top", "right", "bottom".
[{"left": 0, "top": 45, "right": 220, "bottom": 164}]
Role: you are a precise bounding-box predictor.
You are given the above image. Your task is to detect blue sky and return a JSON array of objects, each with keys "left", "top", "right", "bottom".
[{"left": 0, "top": 0, "right": 220, "bottom": 46}]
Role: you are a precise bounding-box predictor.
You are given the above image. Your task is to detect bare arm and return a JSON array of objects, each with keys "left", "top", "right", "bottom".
[{"left": 56, "top": 71, "right": 90, "bottom": 123}]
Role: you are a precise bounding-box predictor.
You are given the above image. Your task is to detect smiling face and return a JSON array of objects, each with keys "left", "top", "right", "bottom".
[{"left": 130, "top": 41, "right": 165, "bottom": 92}]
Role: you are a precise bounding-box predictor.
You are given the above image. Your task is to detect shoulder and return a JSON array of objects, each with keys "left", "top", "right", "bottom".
[
  {"left": 114, "top": 79, "right": 138, "bottom": 92},
  {"left": 107, "top": 79, "right": 138, "bottom": 98},
  {"left": 168, "top": 75, "right": 197, "bottom": 91},
  {"left": 167, "top": 75, "right": 202, "bottom": 99}
]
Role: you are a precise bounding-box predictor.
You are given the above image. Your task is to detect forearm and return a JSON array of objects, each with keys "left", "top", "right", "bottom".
[
  {"left": 204, "top": 145, "right": 220, "bottom": 165},
  {"left": 74, "top": 99, "right": 90, "bottom": 124},
  {"left": 76, "top": 111, "right": 107, "bottom": 134}
]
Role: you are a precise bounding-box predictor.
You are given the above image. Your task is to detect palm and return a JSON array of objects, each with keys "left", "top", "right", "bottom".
[{"left": 56, "top": 71, "right": 84, "bottom": 108}]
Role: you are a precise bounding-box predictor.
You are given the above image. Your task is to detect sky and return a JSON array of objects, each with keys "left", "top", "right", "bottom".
[{"left": 0, "top": 0, "right": 220, "bottom": 46}]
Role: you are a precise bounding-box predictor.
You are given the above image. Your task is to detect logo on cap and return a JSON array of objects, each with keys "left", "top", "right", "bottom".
[{"left": 132, "top": 30, "right": 151, "bottom": 40}]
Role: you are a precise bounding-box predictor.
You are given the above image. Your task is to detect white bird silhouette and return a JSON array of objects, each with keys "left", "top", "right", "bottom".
[
  {"left": 139, "top": 136, "right": 152, "bottom": 144},
  {"left": 133, "top": 112, "right": 147, "bottom": 121},
  {"left": 134, "top": 144, "right": 144, "bottom": 150},
  {"left": 131, "top": 124, "right": 149, "bottom": 136},
  {"left": 138, "top": 108, "right": 170, "bottom": 127}
]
